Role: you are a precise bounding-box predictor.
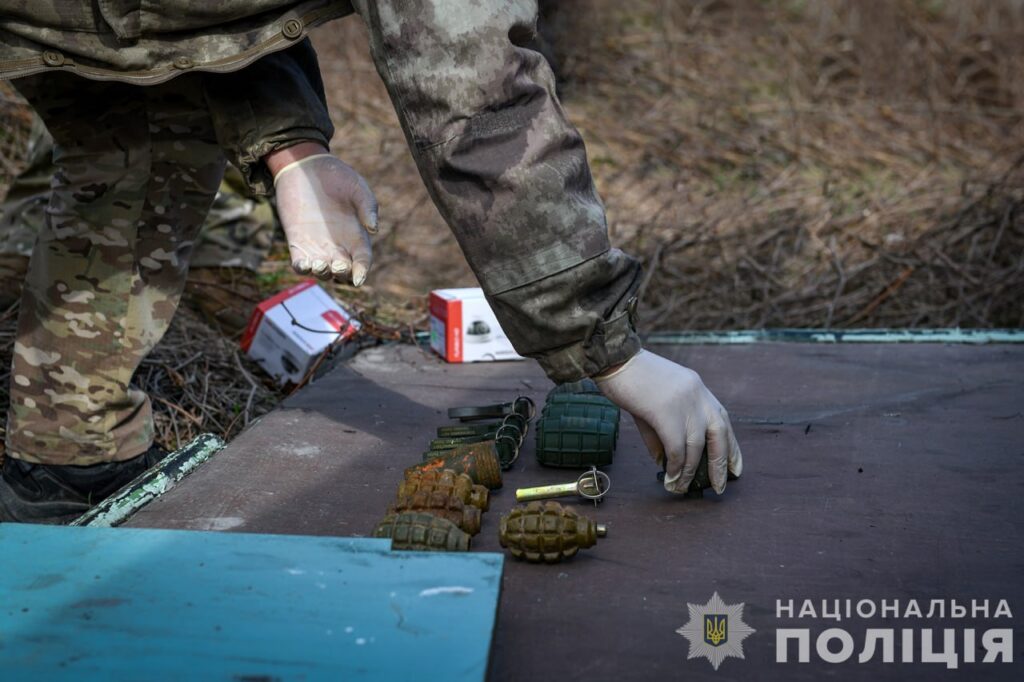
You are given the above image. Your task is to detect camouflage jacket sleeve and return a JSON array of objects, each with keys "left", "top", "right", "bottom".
[
  {"left": 203, "top": 39, "right": 334, "bottom": 196},
  {"left": 352, "top": 0, "right": 642, "bottom": 382}
]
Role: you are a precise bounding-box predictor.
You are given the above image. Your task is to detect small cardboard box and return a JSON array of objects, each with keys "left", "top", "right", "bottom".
[
  {"left": 429, "top": 287, "right": 524, "bottom": 363},
  {"left": 241, "top": 280, "right": 361, "bottom": 385}
]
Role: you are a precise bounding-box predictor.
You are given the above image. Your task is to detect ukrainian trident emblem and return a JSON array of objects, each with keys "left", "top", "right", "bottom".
[
  {"left": 704, "top": 614, "right": 728, "bottom": 646},
  {"left": 677, "top": 592, "right": 755, "bottom": 670}
]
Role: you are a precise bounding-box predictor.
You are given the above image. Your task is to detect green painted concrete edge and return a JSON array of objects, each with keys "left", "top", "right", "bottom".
[
  {"left": 643, "top": 329, "right": 1024, "bottom": 345},
  {"left": 414, "top": 328, "right": 1024, "bottom": 347},
  {"left": 71, "top": 433, "right": 225, "bottom": 528}
]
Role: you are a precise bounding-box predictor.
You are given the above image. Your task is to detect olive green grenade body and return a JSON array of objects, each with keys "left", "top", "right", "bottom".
[
  {"left": 535, "top": 386, "right": 620, "bottom": 468},
  {"left": 374, "top": 511, "right": 471, "bottom": 552},
  {"left": 499, "top": 501, "right": 607, "bottom": 563}
]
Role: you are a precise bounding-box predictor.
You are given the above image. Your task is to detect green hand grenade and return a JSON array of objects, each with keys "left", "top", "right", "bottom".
[
  {"left": 499, "top": 501, "right": 607, "bottom": 563},
  {"left": 535, "top": 415, "right": 617, "bottom": 468},
  {"left": 545, "top": 393, "right": 618, "bottom": 410},
  {"left": 541, "top": 399, "right": 620, "bottom": 425},
  {"left": 374, "top": 511, "right": 471, "bottom": 552}
]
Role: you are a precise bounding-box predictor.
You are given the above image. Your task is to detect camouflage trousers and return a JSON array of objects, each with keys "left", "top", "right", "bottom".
[
  {"left": 7, "top": 73, "right": 227, "bottom": 466},
  {"left": 0, "top": 114, "right": 275, "bottom": 285}
]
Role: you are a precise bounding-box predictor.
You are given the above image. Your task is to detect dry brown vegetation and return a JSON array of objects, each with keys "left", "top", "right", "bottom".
[{"left": 315, "top": 0, "right": 1024, "bottom": 329}]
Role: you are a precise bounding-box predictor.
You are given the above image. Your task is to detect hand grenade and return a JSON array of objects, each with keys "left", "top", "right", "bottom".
[
  {"left": 498, "top": 501, "right": 607, "bottom": 563},
  {"left": 535, "top": 415, "right": 618, "bottom": 468},
  {"left": 541, "top": 399, "right": 620, "bottom": 424},
  {"left": 373, "top": 511, "right": 471, "bottom": 552},
  {"left": 535, "top": 384, "right": 621, "bottom": 468},
  {"left": 390, "top": 489, "right": 482, "bottom": 535},
  {"left": 410, "top": 441, "right": 503, "bottom": 489},
  {"left": 423, "top": 432, "right": 521, "bottom": 471},
  {"left": 399, "top": 468, "right": 490, "bottom": 511}
]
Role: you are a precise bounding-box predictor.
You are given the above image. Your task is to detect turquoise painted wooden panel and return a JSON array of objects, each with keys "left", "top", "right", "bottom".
[{"left": 0, "top": 524, "right": 503, "bottom": 681}]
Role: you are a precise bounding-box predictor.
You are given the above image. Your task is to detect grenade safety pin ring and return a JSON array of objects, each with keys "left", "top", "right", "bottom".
[
  {"left": 576, "top": 467, "right": 611, "bottom": 505},
  {"left": 512, "top": 396, "right": 536, "bottom": 420}
]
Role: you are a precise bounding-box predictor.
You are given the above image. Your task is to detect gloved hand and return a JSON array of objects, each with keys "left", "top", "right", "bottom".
[
  {"left": 595, "top": 350, "right": 743, "bottom": 495},
  {"left": 273, "top": 154, "right": 378, "bottom": 285}
]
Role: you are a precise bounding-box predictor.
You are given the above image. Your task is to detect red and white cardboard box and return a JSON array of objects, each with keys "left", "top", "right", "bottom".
[
  {"left": 241, "top": 280, "right": 361, "bottom": 385},
  {"left": 429, "top": 287, "right": 524, "bottom": 363}
]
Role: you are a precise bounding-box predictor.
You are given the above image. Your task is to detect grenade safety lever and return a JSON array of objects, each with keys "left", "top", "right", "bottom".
[{"left": 515, "top": 466, "right": 611, "bottom": 506}]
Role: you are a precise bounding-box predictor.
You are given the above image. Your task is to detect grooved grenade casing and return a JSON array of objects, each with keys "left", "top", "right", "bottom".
[
  {"left": 409, "top": 442, "right": 503, "bottom": 489},
  {"left": 373, "top": 511, "right": 471, "bottom": 552},
  {"left": 541, "top": 401, "right": 620, "bottom": 423},
  {"left": 499, "top": 501, "right": 607, "bottom": 563},
  {"left": 390, "top": 489, "right": 482, "bottom": 535},
  {"left": 548, "top": 378, "right": 603, "bottom": 395},
  {"left": 535, "top": 388, "right": 621, "bottom": 468},
  {"left": 535, "top": 415, "right": 618, "bottom": 468},
  {"left": 400, "top": 468, "right": 490, "bottom": 511}
]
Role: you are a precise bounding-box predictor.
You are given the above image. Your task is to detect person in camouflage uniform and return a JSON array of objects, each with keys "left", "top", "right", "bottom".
[
  {"left": 0, "top": 1, "right": 742, "bottom": 522},
  {"left": 0, "top": 112, "right": 276, "bottom": 326}
]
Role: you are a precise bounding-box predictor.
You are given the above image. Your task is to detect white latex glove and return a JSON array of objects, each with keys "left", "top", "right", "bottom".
[
  {"left": 595, "top": 350, "right": 743, "bottom": 495},
  {"left": 273, "top": 154, "right": 377, "bottom": 285}
]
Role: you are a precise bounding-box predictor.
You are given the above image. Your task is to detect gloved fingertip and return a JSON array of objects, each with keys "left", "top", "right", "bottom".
[
  {"left": 664, "top": 470, "right": 694, "bottom": 494},
  {"left": 730, "top": 453, "right": 744, "bottom": 479},
  {"left": 292, "top": 259, "right": 310, "bottom": 274},
  {"left": 352, "top": 264, "right": 368, "bottom": 287},
  {"left": 331, "top": 260, "right": 350, "bottom": 275},
  {"left": 364, "top": 213, "right": 379, "bottom": 234}
]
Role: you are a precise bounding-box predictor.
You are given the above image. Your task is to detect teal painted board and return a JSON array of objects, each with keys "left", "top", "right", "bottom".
[{"left": 0, "top": 524, "right": 504, "bottom": 682}]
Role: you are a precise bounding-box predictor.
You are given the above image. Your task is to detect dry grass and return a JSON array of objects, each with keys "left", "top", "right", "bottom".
[{"left": 315, "top": 0, "right": 1024, "bottom": 329}]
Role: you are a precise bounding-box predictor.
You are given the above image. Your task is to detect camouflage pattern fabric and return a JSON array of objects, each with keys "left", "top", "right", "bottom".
[
  {"left": 352, "top": 0, "right": 643, "bottom": 381},
  {"left": 0, "top": 122, "right": 275, "bottom": 309},
  {"left": 0, "top": 1, "right": 353, "bottom": 85},
  {"left": 7, "top": 72, "right": 226, "bottom": 465},
  {"left": 187, "top": 167, "right": 276, "bottom": 271}
]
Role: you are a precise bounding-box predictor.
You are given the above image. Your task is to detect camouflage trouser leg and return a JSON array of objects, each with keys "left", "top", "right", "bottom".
[
  {"left": 0, "top": 118, "right": 275, "bottom": 274},
  {"left": 7, "top": 73, "right": 226, "bottom": 466},
  {"left": 352, "top": 0, "right": 642, "bottom": 382}
]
